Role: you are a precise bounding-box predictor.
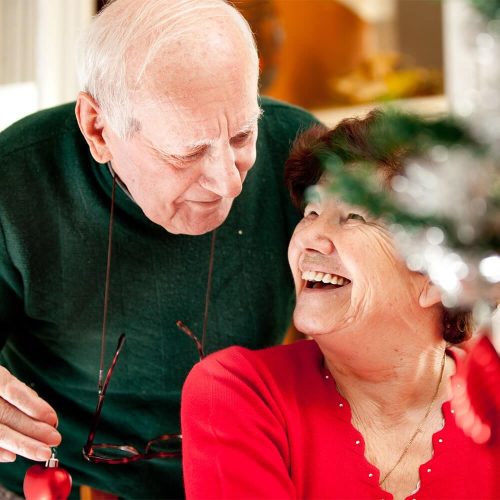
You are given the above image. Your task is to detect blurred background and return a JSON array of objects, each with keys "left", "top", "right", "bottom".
[{"left": 0, "top": 0, "right": 448, "bottom": 132}]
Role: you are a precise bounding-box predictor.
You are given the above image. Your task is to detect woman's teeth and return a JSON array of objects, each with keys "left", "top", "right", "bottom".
[{"left": 301, "top": 270, "right": 351, "bottom": 287}]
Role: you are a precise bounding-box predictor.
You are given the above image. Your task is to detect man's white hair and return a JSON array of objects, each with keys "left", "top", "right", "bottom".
[{"left": 77, "top": 0, "right": 258, "bottom": 138}]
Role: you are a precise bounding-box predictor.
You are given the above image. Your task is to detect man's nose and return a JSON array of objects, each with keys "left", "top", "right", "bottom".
[{"left": 199, "top": 148, "right": 243, "bottom": 198}]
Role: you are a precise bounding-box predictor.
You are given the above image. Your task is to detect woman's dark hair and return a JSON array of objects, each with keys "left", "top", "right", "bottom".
[
  {"left": 284, "top": 110, "right": 472, "bottom": 344},
  {"left": 285, "top": 110, "right": 403, "bottom": 210}
]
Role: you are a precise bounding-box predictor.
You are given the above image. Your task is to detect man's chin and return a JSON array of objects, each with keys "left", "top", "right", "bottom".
[{"left": 160, "top": 207, "right": 231, "bottom": 235}]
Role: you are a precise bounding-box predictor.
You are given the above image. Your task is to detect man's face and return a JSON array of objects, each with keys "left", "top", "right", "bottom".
[{"left": 102, "top": 39, "right": 260, "bottom": 235}]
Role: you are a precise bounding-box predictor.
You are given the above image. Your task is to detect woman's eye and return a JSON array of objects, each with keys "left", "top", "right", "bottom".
[
  {"left": 304, "top": 209, "right": 319, "bottom": 218},
  {"left": 346, "top": 213, "right": 366, "bottom": 222}
]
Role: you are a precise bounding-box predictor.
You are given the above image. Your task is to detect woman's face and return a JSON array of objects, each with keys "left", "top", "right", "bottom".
[{"left": 288, "top": 182, "right": 426, "bottom": 337}]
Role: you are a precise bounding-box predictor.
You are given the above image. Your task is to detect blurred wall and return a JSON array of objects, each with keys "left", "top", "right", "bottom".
[
  {"left": 396, "top": 0, "right": 443, "bottom": 69},
  {"left": 1, "top": 0, "right": 445, "bottom": 131},
  {"left": 0, "top": 0, "right": 94, "bottom": 131},
  {"left": 0, "top": 0, "right": 36, "bottom": 85},
  {"left": 236, "top": 0, "right": 443, "bottom": 110},
  {"left": 265, "top": 0, "right": 370, "bottom": 108}
]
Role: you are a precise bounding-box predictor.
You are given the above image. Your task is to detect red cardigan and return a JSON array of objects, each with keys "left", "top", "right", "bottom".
[{"left": 181, "top": 340, "right": 498, "bottom": 499}]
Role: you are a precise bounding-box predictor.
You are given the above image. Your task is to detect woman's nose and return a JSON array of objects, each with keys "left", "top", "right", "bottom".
[{"left": 300, "top": 216, "right": 336, "bottom": 255}]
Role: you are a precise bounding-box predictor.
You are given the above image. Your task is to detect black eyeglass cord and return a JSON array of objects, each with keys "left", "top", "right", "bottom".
[
  {"left": 98, "top": 175, "right": 116, "bottom": 394},
  {"left": 202, "top": 229, "right": 217, "bottom": 353},
  {"left": 97, "top": 170, "right": 217, "bottom": 391}
]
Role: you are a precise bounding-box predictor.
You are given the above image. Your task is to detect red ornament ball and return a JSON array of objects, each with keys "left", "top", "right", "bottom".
[{"left": 23, "top": 462, "right": 72, "bottom": 500}]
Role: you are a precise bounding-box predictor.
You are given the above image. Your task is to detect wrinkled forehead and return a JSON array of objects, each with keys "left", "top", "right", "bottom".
[
  {"left": 128, "top": 93, "right": 260, "bottom": 155},
  {"left": 304, "top": 173, "right": 342, "bottom": 205},
  {"left": 305, "top": 166, "right": 390, "bottom": 206}
]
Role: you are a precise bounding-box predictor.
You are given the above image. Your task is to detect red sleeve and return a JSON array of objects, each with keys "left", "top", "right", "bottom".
[{"left": 181, "top": 347, "right": 296, "bottom": 499}]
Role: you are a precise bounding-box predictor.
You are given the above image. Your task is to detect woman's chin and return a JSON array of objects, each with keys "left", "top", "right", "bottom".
[
  {"left": 293, "top": 309, "right": 357, "bottom": 338},
  {"left": 293, "top": 314, "right": 333, "bottom": 338}
]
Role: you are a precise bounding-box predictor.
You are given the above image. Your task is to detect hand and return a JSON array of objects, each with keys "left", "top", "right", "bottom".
[{"left": 0, "top": 366, "right": 61, "bottom": 462}]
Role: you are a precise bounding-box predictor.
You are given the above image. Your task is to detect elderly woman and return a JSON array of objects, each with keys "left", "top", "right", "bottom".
[{"left": 181, "top": 113, "right": 495, "bottom": 499}]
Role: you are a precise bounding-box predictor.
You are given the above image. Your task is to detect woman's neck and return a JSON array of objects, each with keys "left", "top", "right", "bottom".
[
  {"left": 314, "top": 316, "right": 456, "bottom": 500},
  {"left": 316, "top": 324, "right": 452, "bottom": 422}
]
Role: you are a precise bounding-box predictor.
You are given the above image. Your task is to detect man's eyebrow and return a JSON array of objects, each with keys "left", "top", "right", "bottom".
[
  {"left": 146, "top": 108, "right": 263, "bottom": 159},
  {"left": 234, "top": 108, "right": 263, "bottom": 135},
  {"left": 145, "top": 138, "right": 213, "bottom": 161},
  {"left": 182, "top": 109, "right": 263, "bottom": 150},
  {"left": 180, "top": 138, "right": 216, "bottom": 153}
]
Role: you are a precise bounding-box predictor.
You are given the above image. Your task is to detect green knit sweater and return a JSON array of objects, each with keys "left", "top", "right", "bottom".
[{"left": 0, "top": 98, "right": 318, "bottom": 498}]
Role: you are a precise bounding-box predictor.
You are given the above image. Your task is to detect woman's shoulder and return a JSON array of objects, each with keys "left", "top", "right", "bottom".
[
  {"left": 184, "top": 339, "right": 321, "bottom": 391},
  {"left": 199, "top": 338, "right": 319, "bottom": 371}
]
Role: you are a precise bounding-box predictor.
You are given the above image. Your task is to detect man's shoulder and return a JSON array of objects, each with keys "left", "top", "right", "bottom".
[
  {"left": 0, "top": 102, "right": 78, "bottom": 158},
  {"left": 254, "top": 97, "right": 320, "bottom": 166},
  {"left": 259, "top": 96, "right": 319, "bottom": 131}
]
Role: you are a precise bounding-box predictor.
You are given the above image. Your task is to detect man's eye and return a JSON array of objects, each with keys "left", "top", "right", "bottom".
[
  {"left": 182, "top": 151, "right": 204, "bottom": 161},
  {"left": 230, "top": 131, "right": 253, "bottom": 147},
  {"left": 168, "top": 153, "right": 202, "bottom": 169},
  {"left": 169, "top": 158, "right": 193, "bottom": 170},
  {"left": 346, "top": 213, "right": 366, "bottom": 222}
]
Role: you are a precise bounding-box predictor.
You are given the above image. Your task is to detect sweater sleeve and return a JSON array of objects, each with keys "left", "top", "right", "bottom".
[
  {"left": 0, "top": 217, "right": 23, "bottom": 349},
  {"left": 181, "top": 347, "right": 296, "bottom": 499}
]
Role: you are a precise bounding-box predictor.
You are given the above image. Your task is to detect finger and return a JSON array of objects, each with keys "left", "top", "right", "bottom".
[
  {"left": 0, "top": 447, "right": 16, "bottom": 462},
  {"left": 0, "top": 423, "right": 54, "bottom": 462},
  {"left": 0, "top": 398, "right": 61, "bottom": 446},
  {"left": 0, "top": 367, "right": 58, "bottom": 426}
]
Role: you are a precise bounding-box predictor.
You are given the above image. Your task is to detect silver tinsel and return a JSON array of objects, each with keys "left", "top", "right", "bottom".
[{"left": 386, "top": 1, "right": 500, "bottom": 317}]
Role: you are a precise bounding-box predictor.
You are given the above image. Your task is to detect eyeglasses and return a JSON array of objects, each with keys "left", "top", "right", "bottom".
[
  {"left": 82, "top": 321, "right": 204, "bottom": 463},
  {"left": 82, "top": 172, "right": 214, "bottom": 464}
]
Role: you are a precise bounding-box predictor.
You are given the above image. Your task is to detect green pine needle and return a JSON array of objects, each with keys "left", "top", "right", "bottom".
[{"left": 321, "top": 110, "right": 499, "bottom": 252}]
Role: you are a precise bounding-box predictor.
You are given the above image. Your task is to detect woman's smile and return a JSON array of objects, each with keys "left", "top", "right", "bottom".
[{"left": 301, "top": 270, "right": 352, "bottom": 291}]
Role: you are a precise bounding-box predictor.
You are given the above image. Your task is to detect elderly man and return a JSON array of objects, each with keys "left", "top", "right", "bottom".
[{"left": 0, "top": 0, "right": 317, "bottom": 497}]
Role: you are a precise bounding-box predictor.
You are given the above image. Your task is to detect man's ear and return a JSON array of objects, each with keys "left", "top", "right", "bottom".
[
  {"left": 419, "top": 278, "right": 442, "bottom": 309},
  {"left": 75, "top": 92, "right": 113, "bottom": 164}
]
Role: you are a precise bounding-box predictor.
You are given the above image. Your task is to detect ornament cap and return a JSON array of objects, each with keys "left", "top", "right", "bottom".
[{"left": 45, "top": 449, "right": 59, "bottom": 468}]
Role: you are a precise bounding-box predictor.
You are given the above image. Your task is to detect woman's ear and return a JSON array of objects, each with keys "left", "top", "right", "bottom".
[
  {"left": 75, "top": 92, "right": 113, "bottom": 164},
  {"left": 419, "top": 278, "right": 442, "bottom": 308}
]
